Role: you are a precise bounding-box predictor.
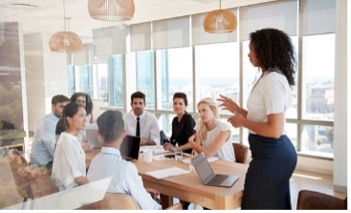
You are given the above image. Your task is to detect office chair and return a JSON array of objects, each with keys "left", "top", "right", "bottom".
[
  {"left": 297, "top": 190, "right": 347, "bottom": 210},
  {"left": 232, "top": 143, "right": 249, "bottom": 164},
  {"left": 28, "top": 165, "right": 58, "bottom": 199},
  {"left": 7, "top": 149, "right": 32, "bottom": 201},
  {"left": 77, "top": 192, "right": 183, "bottom": 210}
]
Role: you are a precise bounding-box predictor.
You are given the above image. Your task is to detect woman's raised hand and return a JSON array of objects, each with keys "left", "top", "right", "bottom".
[{"left": 217, "top": 94, "right": 238, "bottom": 113}]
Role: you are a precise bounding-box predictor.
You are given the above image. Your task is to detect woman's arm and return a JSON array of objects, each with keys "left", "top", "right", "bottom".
[
  {"left": 217, "top": 95, "right": 248, "bottom": 117},
  {"left": 228, "top": 112, "right": 284, "bottom": 138},
  {"left": 74, "top": 176, "right": 89, "bottom": 185},
  {"left": 189, "top": 130, "right": 230, "bottom": 158}
]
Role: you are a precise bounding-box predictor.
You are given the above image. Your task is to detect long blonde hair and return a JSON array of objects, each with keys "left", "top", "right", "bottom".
[{"left": 196, "top": 97, "right": 219, "bottom": 141}]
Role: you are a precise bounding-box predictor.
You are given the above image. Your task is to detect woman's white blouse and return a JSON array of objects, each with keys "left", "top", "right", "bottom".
[
  {"left": 201, "top": 121, "right": 235, "bottom": 162},
  {"left": 51, "top": 132, "right": 86, "bottom": 191},
  {"left": 247, "top": 71, "right": 291, "bottom": 134}
]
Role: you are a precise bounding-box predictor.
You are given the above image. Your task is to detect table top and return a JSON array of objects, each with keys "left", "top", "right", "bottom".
[{"left": 85, "top": 147, "right": 248, "bottom": 209}]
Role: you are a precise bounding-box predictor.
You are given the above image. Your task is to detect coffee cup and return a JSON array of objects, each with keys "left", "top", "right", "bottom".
[{"left": 143, "top": 150, "right": 153, "bottom": 163}]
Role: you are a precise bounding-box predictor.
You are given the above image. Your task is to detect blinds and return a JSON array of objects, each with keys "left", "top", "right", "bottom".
[
  {"left": 93, "top": 26, "right": 129, "bottom": 56},
  {"left": 300, "top": 0, "right": 335, "bottom": 35},
  {"left": 192, "top": 10, "right": 237, "bottom": 46},
  {"left": 153, "top": 16, "right": 190, "bottom": 50},
  {"left": 240, "top": 0, "right": 297, "bottom": 40},
  {"left": 130, "top": 22, "right": 151, "bottom": 51}
]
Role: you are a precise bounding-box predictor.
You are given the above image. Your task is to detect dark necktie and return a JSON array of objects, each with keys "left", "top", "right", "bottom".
[{"left": 136, "top": 117, "right": 140, "bottom": 137}]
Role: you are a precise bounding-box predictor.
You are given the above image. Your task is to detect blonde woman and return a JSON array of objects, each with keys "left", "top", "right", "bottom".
[{"left": 188, "top": 98, "right": 235, "bottom": 162}]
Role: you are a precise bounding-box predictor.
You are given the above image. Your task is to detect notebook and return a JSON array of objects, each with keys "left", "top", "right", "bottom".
[
  {"left": 120, "top": 135, "right": 141, "bottom": 161},
  {"left": 85, "top": 123, "right": 102, "bottom": 149},
  {"left": 191, "top": 152, "right": 239, "bottom": 188}
]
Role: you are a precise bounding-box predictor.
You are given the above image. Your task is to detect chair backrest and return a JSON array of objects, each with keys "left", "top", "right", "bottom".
[
  {"left": 77, "top": 192, "right": 183, "bottom": 210},
  {"left": 232, "top": 143, "right": 249, "bottom": 164},
  {"left": 0, "top": 155, "right": 24, "bottom": 208},
  {"left": 7, "top": 149, "right": 32, "bottom": 200},
  {"left": 28, "top": 166, "right": 58, "bottom": 199},
  {"left": 77, "top": 193, "right": 140, "bottom": 210},
  {"left": 165, "top": 203, "right": 183, "bottom": 210},
  {"left": 297, "top": 190, "right": 347, "bottom": 210}
]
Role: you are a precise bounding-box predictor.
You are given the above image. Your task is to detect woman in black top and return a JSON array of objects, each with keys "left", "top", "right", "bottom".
[{"left": 164, "top": 92, "right": 195, "bottom": 154}]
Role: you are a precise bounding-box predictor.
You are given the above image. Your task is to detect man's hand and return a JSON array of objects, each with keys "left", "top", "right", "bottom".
[{"left": 146, "top": 188, "right": 160, "bottom": 199}]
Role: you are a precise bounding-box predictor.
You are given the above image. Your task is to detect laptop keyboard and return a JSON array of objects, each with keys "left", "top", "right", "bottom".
[{"left": 208, "top": 174, "right": 227, "bottom": 185}]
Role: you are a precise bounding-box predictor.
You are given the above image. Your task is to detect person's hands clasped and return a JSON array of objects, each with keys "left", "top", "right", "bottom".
[
  {"left": 217, "top": 94, "right": 239, "bottom": 113},
  {"left": 227, "top": 112, "right": 245, "bottom": 128},
  {"left": 163, "top": 143, "right": 176, "bottom": 152}
]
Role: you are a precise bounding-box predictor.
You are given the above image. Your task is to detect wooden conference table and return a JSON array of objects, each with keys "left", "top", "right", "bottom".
[{"left": 85, "top": 149, "right": 248, "bottom": 210}]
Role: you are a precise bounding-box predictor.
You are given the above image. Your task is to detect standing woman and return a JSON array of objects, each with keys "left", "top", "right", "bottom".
[
  {"left": 51, "top": 102, "right": 89, "bottom": 191},
  {"left": 218, "top": 28, "right": 297, "bottom": 209},
  {"left": 188, "top": 97, "right": 235, "bottom": 162},
  {"left": 163, "top": 92, "right": 196, "bottom": 154}
]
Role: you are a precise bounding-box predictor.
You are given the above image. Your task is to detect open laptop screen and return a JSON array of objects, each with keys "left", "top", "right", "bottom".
[
  {"left": 191, "top": 152, "right": 214, "bottom": 182},
  {"left": 120, "top": 135, "right": 141, "bottom": 161}
]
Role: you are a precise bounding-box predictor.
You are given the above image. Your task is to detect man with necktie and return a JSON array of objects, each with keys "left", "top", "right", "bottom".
[{"left": 123, "top": 91, "right": 160, "bottom": 146}]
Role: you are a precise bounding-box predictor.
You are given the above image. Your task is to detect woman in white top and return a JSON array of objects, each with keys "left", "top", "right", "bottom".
[
  {"left": 51, "top": 102, "right": 89, "bottom": 191},
  {"left": 189, "top": 97, "right": 235, "bottom": 162},
  {"left": 218, "top": 28, "right": 297, "bottom": 209},
  {"left": 70, "top": 92, "right": 94, "bottom": 151}
]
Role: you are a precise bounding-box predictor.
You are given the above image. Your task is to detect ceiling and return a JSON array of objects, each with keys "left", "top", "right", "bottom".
[{"left": 0, "top": 0, "right": 272, "bottom": 43}]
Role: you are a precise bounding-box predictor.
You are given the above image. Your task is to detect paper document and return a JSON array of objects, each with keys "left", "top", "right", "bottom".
[
  {"left": 140, "top": 146, "right": 170, "bottom": 155},
  {"left": 146, "top": 167, "right": 190, "bottom": 179}
]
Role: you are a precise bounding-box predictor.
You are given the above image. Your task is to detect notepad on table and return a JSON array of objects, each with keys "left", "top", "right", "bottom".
[{"left": 146, "top": 167, "right": 190, "bottom": 179}]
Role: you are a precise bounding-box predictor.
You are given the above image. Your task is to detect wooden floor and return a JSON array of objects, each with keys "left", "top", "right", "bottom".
[{"left": 289, "top": 170, "right": 347, "bottom": 209}]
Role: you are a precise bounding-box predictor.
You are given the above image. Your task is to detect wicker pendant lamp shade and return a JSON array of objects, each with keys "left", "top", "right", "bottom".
[
  {"left": 88, "top": 0, "right": 135, "bottom": 21},
  {"left": 203, "top": 0, "right": 237, "bottom": 33},
  {"left": 49, "top": 0, "right": 83, "bottom": 53},
  {"left": 49, "top": 31, "right": 83, "bottom": 53}
]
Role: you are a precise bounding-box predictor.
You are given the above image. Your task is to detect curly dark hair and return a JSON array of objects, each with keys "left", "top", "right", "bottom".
[
  {"left": 70, "top": 92, "right": 93, "bottom": 115},
  {"left": 250, "top": 28, "right": 296, "bottom": 86}
]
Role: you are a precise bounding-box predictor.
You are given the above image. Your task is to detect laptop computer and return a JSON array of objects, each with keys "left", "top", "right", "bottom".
[
  {"left": 120, "top": 135, "right": 141, "bottom": 161},
  {"left": 85, "top": 123, "right": 103, "bottom": 149},
  {"left": 191, "top": 152, "right": 239, "bottom": 188}
]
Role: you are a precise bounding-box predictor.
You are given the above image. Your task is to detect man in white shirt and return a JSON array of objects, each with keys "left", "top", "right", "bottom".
[
  {"left": 30, "top": 94, "right": 70, "bottom": 167},
  {"left": 123, "top": 91, "right": 160, "bottom": 146},
  {"left": 87, "top": 110, "right": 161, "bottom": 210}
]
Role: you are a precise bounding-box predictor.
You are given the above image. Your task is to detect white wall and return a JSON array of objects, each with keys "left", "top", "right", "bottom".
[
  {"left": 24, "top": 33, "right": 68, "bottom": 133},
  {"left": 333, "top": 0, "right": 348, "bottom": 193}
]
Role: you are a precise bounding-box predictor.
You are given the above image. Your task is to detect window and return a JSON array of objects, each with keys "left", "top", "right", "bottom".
[
  {"left": 136, "top": 50, "right": 155, "bottom": 109},
  {"left": 92, "top": 64, "right": 108, "bottom": 99},
  {"left": 108, "top": 55, "right": 124, "bottom": 108},
  {"left": 156, "top": 47, "right": 193, "bottom": 111}
]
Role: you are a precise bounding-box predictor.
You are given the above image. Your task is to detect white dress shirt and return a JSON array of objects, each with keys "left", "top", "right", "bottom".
[
  {"left": 51, "top": 132, "right": 86, "bottom": 191},
  {"left": 123, "top": 110, "right": 160, "bottom": 145},
  {"left": 201, "top": 121, "right": 235, "bottom": 162},
  {"left": 87, "top": 147, "right": 161, "bottom": 210},
  {"left": 247, "top": 71, "right": 291, "bottom": 135}
]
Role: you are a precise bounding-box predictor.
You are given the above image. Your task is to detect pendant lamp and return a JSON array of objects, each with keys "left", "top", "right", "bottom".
[
  {"left": 203, "top": 0, "right": 237, "bottom": 33},
  {"left": 88, "top": 0, "right": 135, "bottom": 22},
  {"left": 49, "top": 0, "right": 83, "bottom": 53}
]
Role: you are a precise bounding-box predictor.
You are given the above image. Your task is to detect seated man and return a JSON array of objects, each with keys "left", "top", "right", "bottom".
[
  {"left": 30, "top": 94, "right": 70, "bottom": 167},
  {"left": 87, "top": 110, "right": 161, "bottom": 210},
  {"left": 123, "top": 91, "right": 160, "bottom": 146}
]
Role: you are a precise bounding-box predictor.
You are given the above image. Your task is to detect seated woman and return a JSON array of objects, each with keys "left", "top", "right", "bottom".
[
  {"left": 70, "top": 92, "right": 94, "bottom": 151},
  {"left": 163, "top": 92, "right": 195, "bottom": 154},
  {"left": 189, "top": 97, "right": 235, "bottom": 162},
  {"left": 51, "top": 102, "right": 89, "bottom": 191},
  {"left": 87, "top": 110, "right": 161, "bottom": 210}
]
